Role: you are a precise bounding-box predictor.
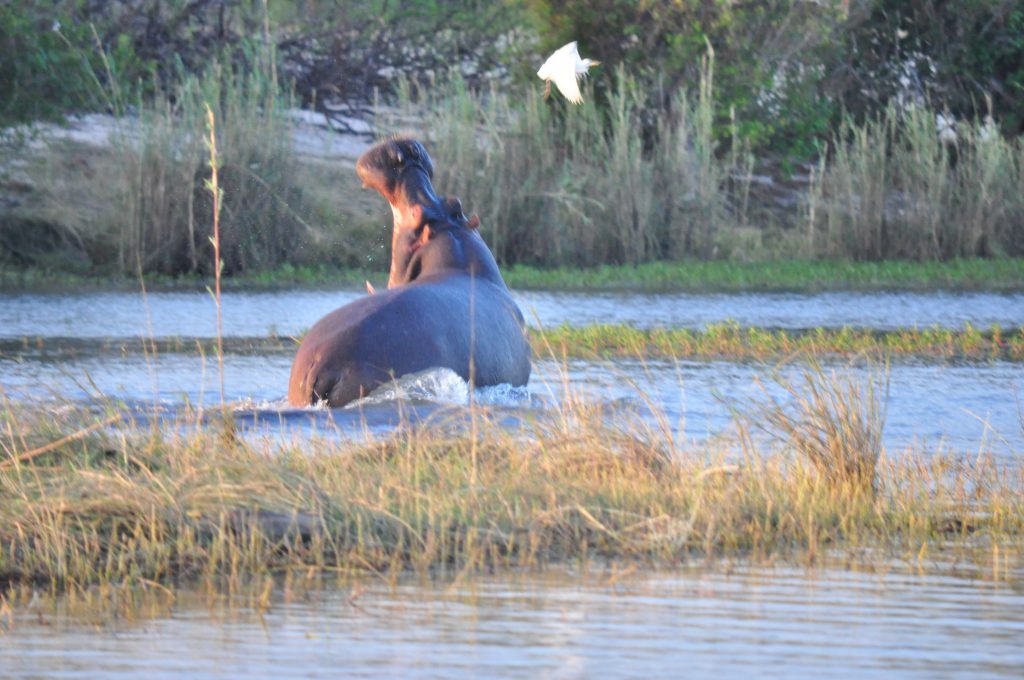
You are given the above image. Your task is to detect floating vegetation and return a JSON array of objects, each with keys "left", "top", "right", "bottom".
[
  {"left": 533, "top": 323, "right": 1024, "bottom": 362},
  {"left": 1, "top": 324, "right": 1020, "bottom": 365}
]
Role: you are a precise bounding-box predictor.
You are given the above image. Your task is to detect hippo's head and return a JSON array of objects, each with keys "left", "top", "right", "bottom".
[{"left": 357, "top": 137, "right": 501, "bottom": 289}]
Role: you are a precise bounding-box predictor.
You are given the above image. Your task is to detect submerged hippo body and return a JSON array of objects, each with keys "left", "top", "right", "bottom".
[{"left": 287, "top": 138, "right": 531, "bottom": 407}]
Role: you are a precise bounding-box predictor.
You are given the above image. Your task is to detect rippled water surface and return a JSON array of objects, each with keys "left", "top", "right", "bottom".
[
  {"left": 2, "top": 289, "right": 1022, "bottom": 676},
  {"left": 0, "top": 289, "right": 1021, "bottom": 456},
  {"left": 3, "top": 566, "right": 1023, "bottom": 679},
  {"left": 2, "top": 353, "right": 1020, "bottom": 455},
  {"left": 1, "top": 288, "right": 1021, "bottom": 337}
]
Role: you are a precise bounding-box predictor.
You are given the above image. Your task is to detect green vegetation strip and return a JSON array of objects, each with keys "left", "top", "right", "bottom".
[
  {"left": 1, "top": 325, "right": 1020, "bottom": 363},
  {"left": 505, "top": 259, "right": 1024, "bottom": 292},
  {"left": 532, "top": 324, "right": 1024, "bottom": 362},
  {"left": 1, "top": 398, "right": 1021, "bottom": 593},
  {"left": 3, "top": 258, "right": 1024, "bottom": 293}
]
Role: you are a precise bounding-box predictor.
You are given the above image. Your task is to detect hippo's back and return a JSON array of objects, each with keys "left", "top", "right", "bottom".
[{"left": 287, "top": 272, "right": 530, "bottom": 406}]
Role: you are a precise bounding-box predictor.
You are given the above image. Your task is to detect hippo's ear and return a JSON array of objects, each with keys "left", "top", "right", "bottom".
[
  {"left": 467, "top": 214, "right": 480, "bottom": 230},
  {"left": 409, "top": 141, "right": 434, "bottom": 178}
]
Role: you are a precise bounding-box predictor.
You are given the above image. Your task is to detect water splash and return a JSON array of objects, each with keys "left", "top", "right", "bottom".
[
  {"left": 347, "top": 368, "right": 531, "bottom": 409},
  {"left": 475, "top": 382, "right": 532, "bottom": 406},
  {"left": 348, "top": 368, "right": 469, "bottom": 407}
]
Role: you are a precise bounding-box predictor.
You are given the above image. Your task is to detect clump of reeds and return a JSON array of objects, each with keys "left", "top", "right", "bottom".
[
  {"left": 0, "top": 369, "right": 1020, "bottom": 594},
  {"left": 390, "top": 61, "right": 1023, "bottom": 266},
  {"left": 807, "top": 103, "right": 1024, "bottom": 260},
  {"left": 23, "top": 37, "right": 321, "bottom": 276},
  {"left": 750, "top": 359, "right": 889, "bottom": 492},
  {"left": 386, "top": 56, "right": 752, "bottom": 267},
  {"left": 120, "top": 54, "right": 308, "bottom": 275}
]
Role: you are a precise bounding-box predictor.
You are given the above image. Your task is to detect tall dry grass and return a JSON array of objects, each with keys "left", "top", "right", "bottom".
[
  {"left": 20, "top": 39, "right": 317, "bottom": 276},
  {"left": 750, "top": 359, "right": 889, "bottom": 491},
  {"left": 386, "top": 59, "right": 752, "bottom": 266},
  {"left": 807, "top": 104, "right": 1024, "bottom": 260},
  {"left": 388, "top": 61, "right": 1023, "bottom": 266},
  {"left": 0, "top": 362, "right": 1020, "bottom": 593},
  {"left": 115, "top": 55, "right": 307, "bottom": 275},
  {"left": 10, "top": 46, "right": 1024, "bottom": 273}
]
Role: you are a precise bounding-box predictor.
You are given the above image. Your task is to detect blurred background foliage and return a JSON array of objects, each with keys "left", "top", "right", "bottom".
[
  {"left": 4, "top": 0, "right": 1022, "bottom": 148},
  {"left": 2, "top": 0, "right": 1023, "bottom": 273}
]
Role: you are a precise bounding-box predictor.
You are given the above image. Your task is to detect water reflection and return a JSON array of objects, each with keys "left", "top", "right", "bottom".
[{"left": 4, "top": 565, "right": 1023, "bottom": 679}]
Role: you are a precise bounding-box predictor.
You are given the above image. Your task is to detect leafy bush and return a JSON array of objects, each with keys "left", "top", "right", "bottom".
[
  {"left": 834, "top": 0, "right": 1024, "bottom": 136},
  {"left": 522, "top": 0, "right": 844, "bottom": 154}
]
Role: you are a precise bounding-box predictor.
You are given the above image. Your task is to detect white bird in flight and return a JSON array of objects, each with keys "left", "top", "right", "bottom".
[{"left": 537, "top": 41, "right": 600, "bottom": 105}]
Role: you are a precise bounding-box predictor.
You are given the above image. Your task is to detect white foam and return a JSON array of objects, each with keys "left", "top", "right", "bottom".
[
  {"left": 347, "top": 368, "right": 469, "bottom": 408},
  {"left": 474, "top": 382, "right": 532, "bottom": 407},
  {"left": 345, "top": 367, "right": 531, "bottom": 409}
]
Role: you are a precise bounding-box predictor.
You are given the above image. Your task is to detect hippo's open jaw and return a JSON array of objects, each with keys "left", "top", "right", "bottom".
[
  {"left": 357, "top": 138, "right": 459, "bottom": 288},
  {"left": 356, "top": 137, "right": 435, "bottom": 204}
]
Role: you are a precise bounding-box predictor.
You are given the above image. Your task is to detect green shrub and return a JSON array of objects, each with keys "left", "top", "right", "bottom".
[
  {"left": 835, "top": 0, "right": 1024, "bottom": 136},
  {"left": 522, "top": 0, "right": 844, "bottom": 154},
  {"left": 0, "top": 4, "right": 148, "bottom": 128}
]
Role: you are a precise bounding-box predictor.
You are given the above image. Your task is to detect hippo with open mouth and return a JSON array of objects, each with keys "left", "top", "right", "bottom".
[{"left": 287, "top": 137, "right": 531, "bottom": 407}]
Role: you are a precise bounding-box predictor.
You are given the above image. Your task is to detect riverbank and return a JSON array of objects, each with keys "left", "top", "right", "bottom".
[
  {"left": 3, "top": 257, "right": 1024, "bottom": 294},
  {"left": 1, "top": 393, "right": 1021, "bottom": 594}
]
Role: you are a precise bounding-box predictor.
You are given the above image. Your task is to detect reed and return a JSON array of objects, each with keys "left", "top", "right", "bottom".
[
  {"left": 123, "top": 55, "right": 307, "bottom": 275},
  {"left": 203, "top": 103, "right": 225, "bottom": 406},
  {"left": 12, "top": 54, "right": 1024, "bottom": 274},
  {"left": 750, "top": 360, "right": 888, "bottom": 491},
  {"left": 385, "top": 59, "right": 751, "bottom": 266},
  {"left": 21, "top": 40, "right": 314, "bottom": 277},
  {"left": 808, "top": 104, "right": 1024, "bottom": 260},
  {"left": 387, "top": 63, "right": 1023, "bottom": 266},
  {"left": 0, "top": 367, "right": 1020, "bottom": 594}
]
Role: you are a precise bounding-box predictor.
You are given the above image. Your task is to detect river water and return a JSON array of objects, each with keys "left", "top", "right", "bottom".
[
  {"left": 1, "top": 289, "right": 1021, "bottom": 336},
  {"left": 1, "top": 288, "right": 1022, "bottom": 676},
  {"left": 3, "top": 564, "right": 1023, "bottom": 679},
  {"left": 0, "top": 289, "right": 1020, "bottom": 456}
]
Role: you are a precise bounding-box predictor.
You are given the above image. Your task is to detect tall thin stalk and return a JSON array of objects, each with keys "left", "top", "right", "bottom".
[{"left": 205, "top": 104, "right": 225, "bottom": 407}]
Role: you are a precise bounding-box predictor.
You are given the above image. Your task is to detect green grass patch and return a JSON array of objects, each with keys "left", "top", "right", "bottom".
[
  {"left": 505, "top": 258, "right": 1024, "bottom": 292},
  {"left": 1, "top": 325, "right": 1019, "bottom": 365},
  {"left": 3, "top": 258, "right": 1023, "bottom": 294},
  {"left": 533, "top": 323, "right": 1024, "bottom": 362}
]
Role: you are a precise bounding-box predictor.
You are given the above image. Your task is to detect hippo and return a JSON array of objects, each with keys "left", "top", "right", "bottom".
[{"left": 287, "top": 137, "right": 532, "bottom": 407}]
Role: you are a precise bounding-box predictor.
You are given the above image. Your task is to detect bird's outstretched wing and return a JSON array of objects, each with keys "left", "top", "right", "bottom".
[
  {"left": 538, "top": 41, "right": 585, "bottom": 104},
  {"left": 552, "top": 68, "right": 583, "bottom": 104}
]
